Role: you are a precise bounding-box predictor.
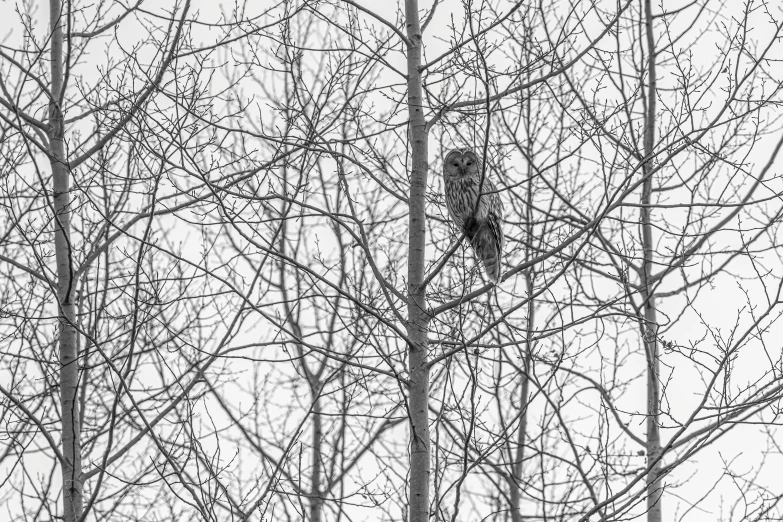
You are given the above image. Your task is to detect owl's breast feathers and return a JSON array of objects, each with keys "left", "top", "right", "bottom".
[{"left": 445, "top": 174, "right": 504, "bottom": 233}]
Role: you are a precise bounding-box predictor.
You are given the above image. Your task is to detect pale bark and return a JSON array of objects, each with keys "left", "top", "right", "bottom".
[
  {"left": 49, "top": 1, "right": 83, "bottom": 521},
  {"left": 641, "top": 0, "right": 662, "bottom": 520},
  {"left": 404, "top": 1, "right": 431, "bottom": 521}
]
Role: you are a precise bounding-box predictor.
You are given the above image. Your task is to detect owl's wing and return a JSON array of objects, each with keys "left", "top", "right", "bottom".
[
  {"left": 477, "top": 176, "right": 504, "bottom": 220},
  {"left": 490, "top": 189, "right": 504, "bottom": 219},
  {"left": 469, "top": 213, "right": 504, "bottom": 282},
  {"left": 486, "top": 212, "right": 504, "bottom": 252},
  {"left": 479, "top": 176, "right": 504, "bottom": 252}
]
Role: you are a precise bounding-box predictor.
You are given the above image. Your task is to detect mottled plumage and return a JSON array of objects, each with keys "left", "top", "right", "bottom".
[{"left": 442, "top": 148, "right": 505, "bottom": 283}]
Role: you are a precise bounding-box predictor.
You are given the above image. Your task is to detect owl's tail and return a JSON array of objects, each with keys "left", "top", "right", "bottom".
[{"left": 466, "top": 216, "right": 504, "bottom": 283}]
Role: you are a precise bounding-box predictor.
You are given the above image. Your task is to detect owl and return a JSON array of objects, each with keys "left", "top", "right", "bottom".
[{"left": 442, "top": 148, "right": 505, "bottom": 283}]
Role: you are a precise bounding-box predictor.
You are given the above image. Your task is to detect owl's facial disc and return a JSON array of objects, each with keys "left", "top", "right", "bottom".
[
  {"left": 445, "top": 149, "right": 476, "bottom": 176},
  {"left": 445, "top": 150, "right": 462, "bottom": 174}
]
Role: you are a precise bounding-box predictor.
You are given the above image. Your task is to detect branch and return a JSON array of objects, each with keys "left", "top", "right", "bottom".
[
  {"left": 419, "top": 0, "right": 525, "bottom": 71},
  {"left": 0, "top": 78, "right": 49, "bottom": 132},
  {"left": 339, "top": 0, "right": 412, "bottom": 47},
  {"left": 420, "top": 0, "right": 441, "bottom": 33},
  {"left": 69, "top": 0, "right": 191, "bottom": 169},
  {"left": 651, "top": 130, "right": 783, "bottom": 283},
  {"left": 70, "top": 0, "right": 144, "bottom": 38},
  {"left": 425, "top": 0, "right": 632, "bottom": 130},
  {"left": 416, "top": 234, "right": 463, "bottom": 292},
  {"left": 0, "top": 383, "right": 66, "bottom": 465},
  {"left": 0, "top": 253, "right": 50, "bottom": 283}
]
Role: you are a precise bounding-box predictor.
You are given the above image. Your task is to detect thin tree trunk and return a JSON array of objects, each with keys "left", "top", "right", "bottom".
[
  {"left": 49, "top": 1, "right": 83, "bottom": 521},
  {"left": 509, "top": 101, "right": 536, "bottom": 522},
  {"left": 641, "top": 0, "right": 662, "bottom": 520},
  {"left": 310, "top": 393, "right": 323, "bottom": 522},
  {"left": 404, "top": 1, "right": 431, "bottom": 521},
  {"left": 508, "top": 321, "right": 533, "bottom": 522}
]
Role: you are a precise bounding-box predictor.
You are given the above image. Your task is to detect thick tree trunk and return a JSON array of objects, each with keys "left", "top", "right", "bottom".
[
  {"left": 49, "top": 1, "right": 83, "bottom": 521},
  {"left": 641, "top": 0, "right": 662, "bottom": 520},
  {"left": 403, "top": 1, "right": 431, "bottom": 521}
]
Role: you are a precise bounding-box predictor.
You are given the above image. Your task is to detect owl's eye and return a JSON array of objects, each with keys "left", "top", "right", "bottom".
[
  {"left": 452, "top": 163, "right": 459, "bottom": 167},
  {"left": 466, "top": 161, "right": 472, "bottom": 166}
]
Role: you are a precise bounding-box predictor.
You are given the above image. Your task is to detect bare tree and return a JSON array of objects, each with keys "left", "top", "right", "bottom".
[
  {"left": 3, "top": 1, "right": 783, "bottom": 522},
  {"left": 0, "top": 1, "right": 237, "bottom": 520}
]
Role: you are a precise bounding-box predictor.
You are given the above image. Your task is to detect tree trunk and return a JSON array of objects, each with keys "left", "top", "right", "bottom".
[
  {"left": 509, "top": 108, "right": 536, "bottom": 522},
  {"left": 49, "top": 1, "right": 83, "bottom": 521},
  {"left": 310, "top": 392, "right": 323, "bottom": 522},
  {"left": 508, "top": 337, "right": 532, "bottom": 522},
  {"left": 404, "top": 1, "right": 431, "bottom": 521},
  {"left": 641, "top": 0, "right": 662, "bottom": 520}
]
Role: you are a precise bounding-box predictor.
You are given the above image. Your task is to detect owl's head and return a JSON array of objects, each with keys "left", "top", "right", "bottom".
[{"left": 443, "top": 148, "right": 480, "bottom": 179}]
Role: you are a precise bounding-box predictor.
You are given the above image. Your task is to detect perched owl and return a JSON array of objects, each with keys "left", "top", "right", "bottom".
[{"left": 442, "top": 148, "right": 505, "bottom": 283}]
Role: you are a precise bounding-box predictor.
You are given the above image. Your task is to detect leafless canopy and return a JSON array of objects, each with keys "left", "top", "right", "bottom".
[{"left": 1, "top": 1, "right": 783, "bottom": 521}]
